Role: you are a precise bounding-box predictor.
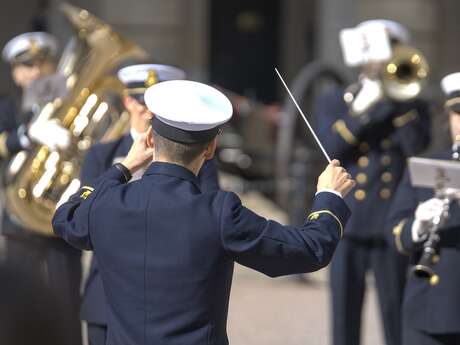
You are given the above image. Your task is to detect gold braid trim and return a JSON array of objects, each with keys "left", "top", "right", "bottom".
[
  {"left": 393, "top": 110, "right": 419, "bottom": 128},
  {"left": 445, "top": 97, "right": 460, "bottom": 109},
  {"left": 332, "top": 120, "right": 358, "bottom": 145},
  {"left": 0, "top": 132, "right": 9, "bottom": 158},
  {"left": 393, "top": 219, "right": 410, "bottom": 255},
  {"left": 307, "top": 210, "right": 344, "bottom": 239}
]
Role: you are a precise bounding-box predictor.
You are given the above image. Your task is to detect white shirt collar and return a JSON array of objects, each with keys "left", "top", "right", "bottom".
[{"left": 130, "top": 128, "right": 143, "bottom": 140}]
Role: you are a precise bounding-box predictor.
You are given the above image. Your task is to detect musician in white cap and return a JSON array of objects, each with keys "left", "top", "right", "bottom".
[
  {"left": 79, "top": 64, "right": 220, "bottom": 345},
  {"left": 386, "top": 72, "right": 460, "bottom": 345},
  {"left": 53, "top": 80, "right": 354, "bottom": 345},
  {"left": 0, "top": 32, "right": 80, "bottom": 345},
  {"left": 315, "top": 19, "right": 432, "bottom": 345},
  {"left": 1, "top": 31, "right": 70, "bottom": 155}
]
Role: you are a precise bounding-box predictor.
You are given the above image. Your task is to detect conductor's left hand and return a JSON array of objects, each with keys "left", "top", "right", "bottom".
[{"left": 122, "top": 127, "right": 154, "bottom": 173}]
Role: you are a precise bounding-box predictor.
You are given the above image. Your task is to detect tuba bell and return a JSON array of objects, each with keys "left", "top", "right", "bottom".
[
  {"left": 344, "top": 44, "right": 429, "bottom": 115},
  {"left": 4, "top": 4, "right": 147, "bottom": 236}
]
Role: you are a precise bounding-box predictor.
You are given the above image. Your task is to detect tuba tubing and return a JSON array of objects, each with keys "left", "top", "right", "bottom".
[{"left": 4, "top": 4, "right": 147, "bottom": 236}]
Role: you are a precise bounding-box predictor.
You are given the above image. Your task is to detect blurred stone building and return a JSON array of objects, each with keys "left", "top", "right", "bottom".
[{"left": 0, "top": 0, "right": 459, "bottom": 141}]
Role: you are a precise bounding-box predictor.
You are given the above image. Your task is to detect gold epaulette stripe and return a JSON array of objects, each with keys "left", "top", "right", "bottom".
[
  {"left": 332, "top": 119, "right": 358, "bottom": 145},
  {"left": 307, "top": 210, "right": 344, "bottom": 239},
  {"left": 392, "top": 219, "right": 410, "bottom": 255},
  {"left": 0, "top": 132, "right": 8, "bottom": 158},
  {"left": 393, "top": 110, "right": 419, "bottom": 128}
]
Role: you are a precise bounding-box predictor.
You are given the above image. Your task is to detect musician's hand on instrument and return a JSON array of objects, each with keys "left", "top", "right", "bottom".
[
  {"left": 412, "top": 198, "right": 445, "bottom": 242},
  {"left": 317, "top": 159, "right": 356, "bottom": 198},
  {"left": 28, "top": 119, "right": 71, "bottom": 151},
  {"left": 121, "top": 131, "right": 154, "bottom": 174},
  {"left": 351, "top": 77, "right": 383, "bottom": 114}
]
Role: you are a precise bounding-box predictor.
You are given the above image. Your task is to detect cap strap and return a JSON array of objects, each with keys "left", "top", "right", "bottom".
[{"left": 152, "top": 116, "right": 219, "bottom": 144}]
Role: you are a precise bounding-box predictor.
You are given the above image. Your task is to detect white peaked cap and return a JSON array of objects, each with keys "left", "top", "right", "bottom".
[
  {"left": 145, "top": 80, "right": 233, "bottom": 143},
  {"left": 441, "top": 73, "right": 460, "bottom": 96},
  {"left": 2, "top": 32, "right": 58, "bottom": 63},
  {"left": 117, "top": 64, "right": 186, "bottom": 86},
  {"left": 357, "top": 19, "right": 411, "bottom": 44}
]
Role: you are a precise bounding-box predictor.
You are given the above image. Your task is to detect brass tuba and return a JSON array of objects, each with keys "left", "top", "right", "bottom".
[{"left": 4, "top": 4, "right": 147, "bottom": 236}]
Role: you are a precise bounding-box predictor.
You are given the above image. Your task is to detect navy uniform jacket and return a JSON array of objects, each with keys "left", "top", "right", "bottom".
[
  {"left": 0, "top": 96, "right": 45, "bottom": 236},
  {"left": 387, "top": 149, "right": 460, "bottom": 334},
  {"left": 0, "top": 95, "right": 26, "bottom": 161},
  {"left": 53, "top": 161, "right": 350, "bottom": 345},
  {"left": 316, "top": 87, "right": 431, "bottom": 239},
  {"left": 80, "top": 134, "right": 220, "bottom": 325}
]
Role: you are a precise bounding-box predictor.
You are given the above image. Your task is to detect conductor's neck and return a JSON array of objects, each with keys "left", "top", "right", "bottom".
[{"left": 153, "top": 155, "right": 204, "bottom": 177}]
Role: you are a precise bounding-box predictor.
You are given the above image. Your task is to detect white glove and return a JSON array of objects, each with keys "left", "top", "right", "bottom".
[
  {"left": 28, "top": 119, "right": 71, "bottom": 151},
  {"left": 412, "top": 198, "right": 445, "bottom": 242},
  {"left": 351, "top": 77, "right": 383, "bottom": 114}
]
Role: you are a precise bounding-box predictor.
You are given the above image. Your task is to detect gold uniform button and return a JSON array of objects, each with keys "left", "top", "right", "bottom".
[
  {"left": 18, "top": 188, "right": 27, "bottom": 199},
  {"left": 381, "top": 172, "right": 393, "bottom": 183},
  {"left": 359, "top": 142, "right": 370, "bottom": 153},
  {"left": 381, "top": 155, "right": 392, "bottom": 166},
  {"left": 381, "top": 139, "right": 392, "bottom": 150},
  {"left": 354, "top": 189, "right": 366, "bottom": 201},
  {"left": 380, "top": 188, "right": 392, "bottom": 199},
  {"left": 358, "top": 156, "right": 369, "bottom": 168},
  {"left": 356, "top": 173, "right": 368, "bottom": 185}
]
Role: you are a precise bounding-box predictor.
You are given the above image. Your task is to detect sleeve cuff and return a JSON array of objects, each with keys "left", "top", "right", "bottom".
[
  {"left": 308, "top": 192, "right": 351, "bottom": 238},
  {"left": 107, "top": 164, "right": 131, "bottom": 183},
  {"left": 392, "top": 217, "right": 423, "bottom": 255},
  {"left": 316, "top": 189, "right": 343, "bottom": 199},
  {"left": 113, "top": 163, "right": 132, "bottom": 183}
]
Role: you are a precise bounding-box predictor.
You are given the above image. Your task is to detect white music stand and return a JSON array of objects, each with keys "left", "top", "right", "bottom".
[{"left": 408, "top": 157, "right": 460, "bottom": 195}]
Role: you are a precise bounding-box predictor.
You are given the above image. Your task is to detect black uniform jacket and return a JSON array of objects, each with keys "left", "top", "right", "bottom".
[
  {"left": 53, "top": 161, "right": 350, "bottom": 345},
  {"left": 387, "top": 149, "right": 460, "bottom": 334},
  {"left": 80, "top": 133, "right": 220, "bottom": 324},
  {"left": 316, "top": 87, "right": 431, "bottom": 239}
]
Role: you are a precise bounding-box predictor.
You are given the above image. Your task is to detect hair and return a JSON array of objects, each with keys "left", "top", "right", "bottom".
[{"left": 152, "top": 129, "right": 211, "bottom": 165}]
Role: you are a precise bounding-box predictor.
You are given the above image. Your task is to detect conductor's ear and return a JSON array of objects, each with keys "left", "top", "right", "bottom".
[
  {"left": 146, "top": 126, "right": 154, "bottom": 149},
  {"left": 204, "top": 137, "right": 217, "bottom": 160}
]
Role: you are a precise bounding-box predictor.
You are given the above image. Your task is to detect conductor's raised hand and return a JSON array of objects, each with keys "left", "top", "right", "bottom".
[
  {"left": 317, "top": 159, "right": 355, "bottom": 197},
  {"left": 121, "top": 127, "right": 154, "bottom": 173}
]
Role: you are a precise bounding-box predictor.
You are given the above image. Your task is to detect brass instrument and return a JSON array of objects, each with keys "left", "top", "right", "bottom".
[
  {"left": 344, "top": 44, "right": 429, "bottom": 115},
  {"left": 4, "top": 4, "right": 146, "bottom": 236}
]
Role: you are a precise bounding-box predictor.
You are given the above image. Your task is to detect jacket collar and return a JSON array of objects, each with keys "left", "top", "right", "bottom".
[{"left": 143, "top": 161, "right": 201, "bottom": 190}]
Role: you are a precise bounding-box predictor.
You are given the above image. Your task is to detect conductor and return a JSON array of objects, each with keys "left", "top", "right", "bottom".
[{"left": 53, "top": 80, "right": 355, "bottom": 345}]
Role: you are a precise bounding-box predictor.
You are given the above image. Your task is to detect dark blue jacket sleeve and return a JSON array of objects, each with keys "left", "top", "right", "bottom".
[
  {"left": 0, "top": 97, "right": 26, "bottom": 157},
  {"left": 198, "top": 158, "right": 219, "bottom": 192},
  {"left": 390, "top": 100, "right": 431, "bottom": 156},
  {"left": 220, "top": 191, "right": 351, "bottom": 277},
  {"left": 386, "top": 169, "right": 422, "bottom": 255},
  {"left": 52, "top": 166, "right": 128, "bottom": 250},
  {"left": 80, "top": 146, "right": 105, "bottom": 186},
  {"left": 315, "top": 88, "right": 396, "bottom": 160}
]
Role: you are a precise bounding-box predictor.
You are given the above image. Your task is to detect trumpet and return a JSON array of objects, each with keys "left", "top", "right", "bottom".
[{"left": 344, "top": 44, "right": 429, "bottom": 115}]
